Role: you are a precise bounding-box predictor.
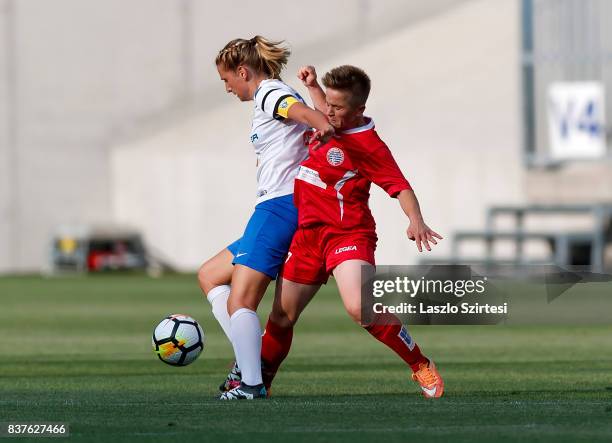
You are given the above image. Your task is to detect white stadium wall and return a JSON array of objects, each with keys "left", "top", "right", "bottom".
[
  {"left": 1, "top": 0, "right": 189, "bottom": 271},
  {"left": 0, "top": 0, "right": 469, "bottom": 273},
  {"left": 0, "top": 12, "right": 13, "bottom": 271},
  {"left": 526, "top": 163, "right": 612, "bottom": 203},
  {"left": 0, "top": 3, "right": 11, "bottom": 271},
  {"left": 111, "top": 0, "right": 524, "bottom": 271}
]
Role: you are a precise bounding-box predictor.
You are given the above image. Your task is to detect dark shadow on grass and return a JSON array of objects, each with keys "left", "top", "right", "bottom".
[
  {"left": 2, "top": 389, "right": 610, "bottom": 408},
  {"left": 270, "top": 389, "right": 612, "bottom": 400},
  {"left": 2, "top": 358, "right": 611, "bottom": 379}
]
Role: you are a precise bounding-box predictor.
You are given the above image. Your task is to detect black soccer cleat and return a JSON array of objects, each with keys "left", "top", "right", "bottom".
[
  {"left": 219, "top": 382, "right": 267, "bottom": 400},
  {"left": 218, "top": 361, "right": 242, "bottom": 392}
]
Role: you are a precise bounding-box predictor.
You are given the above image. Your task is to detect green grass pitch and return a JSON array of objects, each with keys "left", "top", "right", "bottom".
[{"left": 1, "top": 274, "right": 611, "bottom": 442}]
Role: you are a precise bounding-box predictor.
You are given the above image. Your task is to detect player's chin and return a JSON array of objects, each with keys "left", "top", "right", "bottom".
[{"left": 329, "top": 119, "right": 341, "bottom": 129}]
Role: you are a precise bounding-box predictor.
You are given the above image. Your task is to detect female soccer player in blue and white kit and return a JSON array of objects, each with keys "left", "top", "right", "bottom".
[{"left": 197, "top": 36, "right": 334, "bottom": 400}]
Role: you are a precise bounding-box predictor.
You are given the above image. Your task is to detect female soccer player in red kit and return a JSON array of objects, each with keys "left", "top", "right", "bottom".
[{"left": 258, "top": 65, "right": 445, "bottom": 398}]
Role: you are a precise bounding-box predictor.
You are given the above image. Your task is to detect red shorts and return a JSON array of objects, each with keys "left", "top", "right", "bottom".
[{"left": 281, "top": 225, "right": 377, "bottom": 285}]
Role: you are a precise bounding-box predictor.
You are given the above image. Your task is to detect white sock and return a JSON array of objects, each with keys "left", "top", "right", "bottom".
[
  {"left": 207, "top": 285, "right": 232, "bottom": 344},
  {"left": 230, "top": 308, "right": 263, "bottom": 386}
]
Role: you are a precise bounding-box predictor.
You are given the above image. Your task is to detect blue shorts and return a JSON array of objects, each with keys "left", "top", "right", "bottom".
[{"left": 227, "top": 194, "right": 297, "bottom": 279}]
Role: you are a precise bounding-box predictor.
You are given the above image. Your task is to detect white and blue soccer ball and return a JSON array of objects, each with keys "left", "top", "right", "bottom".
[{"left": 152, "top": 314, "right": 205, "bottom": 366}]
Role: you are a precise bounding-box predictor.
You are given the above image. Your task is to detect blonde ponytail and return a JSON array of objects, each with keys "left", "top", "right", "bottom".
[{"left": 215, "top": 35, "right": 290, "bottom": 79}]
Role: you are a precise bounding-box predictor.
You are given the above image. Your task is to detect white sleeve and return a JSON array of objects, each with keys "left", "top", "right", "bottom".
[{"left": 255, "top": 84, "right": 299, "bottom": 120}]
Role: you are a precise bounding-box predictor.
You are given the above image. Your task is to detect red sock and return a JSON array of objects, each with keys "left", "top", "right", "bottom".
[
  {"left": 364, "top": 312, "right": 428, "bottom": 372},
  {"left": 260, "top": 317, "right": 293, "bottom": 388}
]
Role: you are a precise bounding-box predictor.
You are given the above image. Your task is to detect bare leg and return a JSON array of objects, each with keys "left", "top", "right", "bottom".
[
  {"left": 333, "top": 259, "right": 429, "bottom": 372},
  {"left": 197, "top": 248, "right": 234, "bottom": 295},
  {"left": 269, "top": 277, "right": 321, "bottom": 328},
  {"left": 332, "top": 259, "right": 371, "bottom": 325}
]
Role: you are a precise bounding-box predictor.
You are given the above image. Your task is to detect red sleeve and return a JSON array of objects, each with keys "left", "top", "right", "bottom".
[{"left": 358, "top": 145, "right": 411, "bottom": 197}]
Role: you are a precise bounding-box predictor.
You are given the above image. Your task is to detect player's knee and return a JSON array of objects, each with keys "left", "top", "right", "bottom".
[
  {"left": 269, "top": 304, "right": 298, "bottom": 328},
  {"left": 197, "top": 261, "right": 215, "bottom": 295},
  {"left": 345, "top": 303, "right": 362, "bottom": 324},
  {"left": 269, "top": 310, "right": 294, "bottom": 329},
  {"left": 227, "top": 288, "right": 259, "bottom": 313}
]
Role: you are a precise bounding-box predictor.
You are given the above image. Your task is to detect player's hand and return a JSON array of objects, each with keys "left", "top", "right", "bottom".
[
  {"left": 407, "top": 221, "right": 443, "bottom": 252},
  {"left": 298, "top": 66, "right": 318, "bottom": 88},
  {"left": 309, "top": 124, "right": 335, "bottom": 150}
]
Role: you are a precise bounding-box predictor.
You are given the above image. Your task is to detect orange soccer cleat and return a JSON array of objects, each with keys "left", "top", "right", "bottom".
[{"left": 412, "top": 359, "right": 445, "bottom": 398}]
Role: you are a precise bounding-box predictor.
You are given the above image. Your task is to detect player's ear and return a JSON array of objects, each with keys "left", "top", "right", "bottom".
[
  {"left": 237, "top": 65, "right": 248, "bottom": 81},
  {"left": 357, "top": 104, "right": 366, "bottom": 116}
]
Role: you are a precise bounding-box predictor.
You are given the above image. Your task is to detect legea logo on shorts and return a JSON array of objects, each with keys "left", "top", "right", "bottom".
[{"left": 335, "top": 245, "right": 357, "bottom": 254}]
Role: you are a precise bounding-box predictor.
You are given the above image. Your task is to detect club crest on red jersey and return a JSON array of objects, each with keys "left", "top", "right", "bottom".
[{"left": 326, "top": 147, "right": 345, "bottom": 166}]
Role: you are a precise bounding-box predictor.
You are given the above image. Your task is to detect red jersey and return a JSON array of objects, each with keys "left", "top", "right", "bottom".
[{"left": 294, "top": 118, "right": 411, "bottom": 230}]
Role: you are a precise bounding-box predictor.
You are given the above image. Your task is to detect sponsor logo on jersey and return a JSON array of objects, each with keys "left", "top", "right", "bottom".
[
  {"left": 297, "top": 166, "right": 327, "bottom": 189},
  {"left": 251, "top": 133, "right": 259, "bottom": 143},
  {"left": 327, "top": 147, "right": 345, "bottom": 166},
  {"left": 335, "top": 245, "right": 357, "bottom": 254},
  {"left": 257, "top": 189, "right": 268, "bottom": 197}
]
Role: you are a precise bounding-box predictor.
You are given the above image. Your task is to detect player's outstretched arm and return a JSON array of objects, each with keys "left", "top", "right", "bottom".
[
  {"left": 287, "top": 102, "right": 334, "bottom": 149},
  {"left": 397, "top": 189, "right": 443, "bottom": 252},
  {"left": 297, "top": 66, "right": 327, "bottom": 113},
  {"left": 356, "top": 147, "right": 442, "bottom": 252}
]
